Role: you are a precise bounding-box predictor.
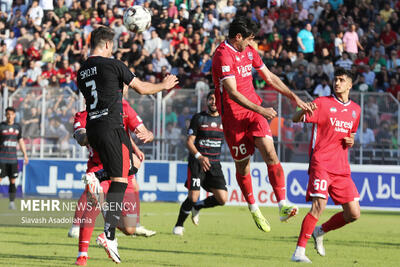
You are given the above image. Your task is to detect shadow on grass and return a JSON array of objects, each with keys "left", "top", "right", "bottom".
[{"left": 118, "top": 246, "right": 283, "bottom": 261}]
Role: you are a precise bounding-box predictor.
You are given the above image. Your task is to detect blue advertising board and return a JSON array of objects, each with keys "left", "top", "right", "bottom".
[{"left": 22, "top": 160, "right": 400, "bottom": 210}]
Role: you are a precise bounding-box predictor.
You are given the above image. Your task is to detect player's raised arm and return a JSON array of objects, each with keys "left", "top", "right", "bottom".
[
  {"left": 256, "top": 65, "right": 313, "bottom": 114},
  {"left": 222, "top": 77, "right": 277, "bottom": 120},
  {"left": 129, "top": 75, "right": 178, "bottom": 95}
]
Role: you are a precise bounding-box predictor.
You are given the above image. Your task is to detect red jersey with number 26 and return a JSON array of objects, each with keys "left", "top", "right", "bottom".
[
  {"left": 73, "top": 99, "right": 143, "bottom": 173},
  {"left": 305, "top": 95, "right": 361, "bottom": 175},
  {"left": 212, "top": 41, "right": 265, "bottom": 117}
]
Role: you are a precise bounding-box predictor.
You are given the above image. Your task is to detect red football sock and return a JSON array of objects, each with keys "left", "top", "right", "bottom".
[
  {"left": 297, "top": 213, "right": 318, "bottom": 248},
  {"left": 322, "top": 212, "right": 348, "bottom": 233},
  {"left": 78, "top": 201, "right": 101, "bottom": 253},
  {"left": 73, "top": 191, "right": 87, "bottom": 226},
  {"left": 267, "top": 162, "right": 286, "bottom": 202},
  {"left": 236, "top": 172, "right": 255, "bottom": 204}
]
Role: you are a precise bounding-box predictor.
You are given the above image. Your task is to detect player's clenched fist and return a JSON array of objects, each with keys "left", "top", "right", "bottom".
[
  {"left": 162, "top": 75, "right": 179, "bottom": 90},
  {"left": 261, "top": 107, "right": 277, "bottom": 120}
]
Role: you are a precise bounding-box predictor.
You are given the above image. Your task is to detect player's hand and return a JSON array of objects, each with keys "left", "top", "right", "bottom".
[
  {"left": 343, "top": 133, "right": 355, "bottom": 148},
  {"left": 162, "top": 75, "right": 179, "bottom": 90},
  {"left": 24, "top": 155, "right": 29, "bottom": 165},
  {"left": 135, "top": 129, "right": 154, "bottom": 143},
  {"left": 261, "top": 107, "right": 277, "bottom": 120},
  {"left": 296, "top": 98, "right": 315, "bottom": 116},
  {"left": 198, "top": 156, "right": 211, "bottom": 172},
  {"left": 134, "top": 148, "right": 145, "bottom": 162}
]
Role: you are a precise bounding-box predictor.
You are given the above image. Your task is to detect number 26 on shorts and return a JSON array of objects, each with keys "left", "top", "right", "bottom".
[
  {"left": 313, "top": 179, "right": 327, "bottom": 191},
  {"left": 232, "top": 144, "right": 247, "bottom": 157}
]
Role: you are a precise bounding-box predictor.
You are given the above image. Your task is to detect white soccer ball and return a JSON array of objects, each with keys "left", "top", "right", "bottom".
[{"left": 123, "top": 6, "right": 152, "bottom": 33}]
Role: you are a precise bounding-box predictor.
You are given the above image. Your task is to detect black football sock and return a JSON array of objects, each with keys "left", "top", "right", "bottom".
[
  {"left": 9, "top": 183, "right": 16, "bottom": 202},
  {"left": 194, "top": 195, "right": 221, "bottom": 210},
  {"left": 104, "top": 181, "right": 127, "bottom": 240},
  {"left": 175, "top": 198, "right": 195, "bottom": 227}
]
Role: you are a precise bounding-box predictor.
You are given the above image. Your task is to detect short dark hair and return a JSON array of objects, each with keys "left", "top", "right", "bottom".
[
  {"left": 228, "top": 16, "right": 259, "bottom": 39},
  {"left": 334, "top": 67, "right": 354, "bottom": 82},
  {"left": 90, "top": 26, "right": 115, "bottom": 49},
  {"left": 206, "top": 90, "right": 215, "bottom": 100},
  {"left": 5, "top": 107, "right": 15, "bottom": 113}
]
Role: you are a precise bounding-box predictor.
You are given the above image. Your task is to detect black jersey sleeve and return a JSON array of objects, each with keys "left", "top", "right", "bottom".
[
  {"left": 116, "top": 60, "right": 136, "bottom": 85},
  {"left": 187, "top": 113, "right": 201, "bottom": 136}
]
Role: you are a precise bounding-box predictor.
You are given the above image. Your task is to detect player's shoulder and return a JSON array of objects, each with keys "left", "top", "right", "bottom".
[
  {"left": 74, "top": 110, "right": 87, "bottom": 121},
  {"left": 349, "top": 99, "right": 361, "bottom": 111},
  {"left": 214, "top": 42, "right": 231, "bottom": 57}
]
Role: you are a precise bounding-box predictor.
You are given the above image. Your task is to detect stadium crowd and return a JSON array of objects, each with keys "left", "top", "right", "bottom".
[{"left": 0, "top": 0, "right": 399, "bottom": 160}]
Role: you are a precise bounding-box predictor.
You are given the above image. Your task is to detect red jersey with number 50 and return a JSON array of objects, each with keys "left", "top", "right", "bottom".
[
  {"left": 73, "top": 99, "right": 143, "bottom": 173},
  {"left": 212, "top": 41, "right": 265, "bottom": 117},
  {"left": 305, "top": 95, "right": 361, "bottom": 175}
]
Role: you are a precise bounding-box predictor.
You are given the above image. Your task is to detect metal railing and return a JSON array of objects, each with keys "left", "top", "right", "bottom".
[{"left": 2, "top": 86, "right": 398, "bottom": 165}]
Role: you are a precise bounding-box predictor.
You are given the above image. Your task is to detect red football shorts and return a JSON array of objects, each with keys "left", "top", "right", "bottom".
[
  {"left": 222, "top": 111, "right": 272, "bottom": 161},
  {"left": 306, "top": 167, "right": 360, "bottom": 205},
  {"left": 100, "top": 176, "right": 139, "bottom": 217}
]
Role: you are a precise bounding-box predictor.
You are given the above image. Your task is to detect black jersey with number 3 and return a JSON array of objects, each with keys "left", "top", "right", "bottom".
[
  {"left": 77, "top": 56, "right": 135, "bottom": 133},
  {"left": 188, "top": 111, "right": 224, "bottom": 162}
]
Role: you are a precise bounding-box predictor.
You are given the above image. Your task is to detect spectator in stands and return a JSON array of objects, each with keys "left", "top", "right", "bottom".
[
  {"left": 165, "top": 105, "right": 177, "bottom": 128},
  {"left": 292, "top": 64, "right": 308, "bottom": 91},
  {"left": 334, "top": 31, "right": 344, "bottom": 59},
  {"left": 362, "top": 65, "right": 376, "bottom": 87},
  {"left": 46, "top": 116, "right": 69, "bottom": 152},
  {"left": 60, "top": 73, "right": 78, "bottom": 94},
  {"left": 1, "top": 70, "right": 17, "bottom": 93},
  {"left": 152, "top": 49, "right": 171, "bottom": 73},
  {"left": 371, "top": 39, "right": 386, "bottom": 56},
  {"left": 355, "top": 122, "right": 375, "bottom": 148},
  {"left": 387, "top": 77, "right": 400, "bottom": 100},
  {"left": 0, "top": 55, "right": 14, "bottom": 82},
  {"left": 144, "top": 30, "right": 162, "bottom": 55},
  {"left": 313, "top": 77, "right": 331, "bottom": 97},
  {"left": 380, "top": 3, "right": 394, "bottom": 23},
  {"left": 380, "top": 23, "right": 397, "bottom": 54},
  {"left": 354, "top": 75, "right": 372, "bottom": 92},
  {"left": 387, "top": 50, "right": 400, "bottom": 76},
  {"left": 27, "top": 0, "right": 44, "bottom": 26},
  {"left": 335, "top": 52, "right": 353, "bottom": 70},
  {"left": 21, "top": 106, "right": 40, "bottom": 138},
  {"left": 297, "top": 23, "right": 314, "bottom": 61},
  {"left": 369, "top": 50, "right": 387, "bottom": 73},
  {"left": 376, "top": 121, "right": 393, "bottom": 149},
  {"left": 343, "top": 24, "right": 363, "bottom": 60}
]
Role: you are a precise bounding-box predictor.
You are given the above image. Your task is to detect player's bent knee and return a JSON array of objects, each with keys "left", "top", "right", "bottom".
[{"left": 349, "top": 210, "right": 360, "bottom": 222}]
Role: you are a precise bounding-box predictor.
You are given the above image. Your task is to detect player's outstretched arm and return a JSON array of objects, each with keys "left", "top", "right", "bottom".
[
  {"left": 129, "top": 75, "right": 178, "bottom": 95},
  {"left": 222, "top": 77, "right": 277, "bottom": 120},
  {"left": 257, "top": 66, "right": 313, "bottom": 114}
]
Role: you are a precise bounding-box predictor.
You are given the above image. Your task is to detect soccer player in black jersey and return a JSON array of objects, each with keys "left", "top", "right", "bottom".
[
  {"left": 173, "top": 91, "right": 227, "bottom": 236},
  {"left": 77, "top": 26, "right": 177, "bottom": 263},
  {"left": 0, "top": 107, "right": 28, "bottom": 210}
]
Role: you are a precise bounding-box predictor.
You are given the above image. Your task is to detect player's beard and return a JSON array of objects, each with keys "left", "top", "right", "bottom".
[{"left": 208, "top": 104, "right": 217, "bottom": 114}]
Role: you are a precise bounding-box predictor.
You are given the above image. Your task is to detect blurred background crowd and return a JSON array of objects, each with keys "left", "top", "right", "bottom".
[{"left": 0, "top": 0, "right": 399, "bottom": 163}]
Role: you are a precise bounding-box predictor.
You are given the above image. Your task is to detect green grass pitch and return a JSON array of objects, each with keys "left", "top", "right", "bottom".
[{"left": 0, "top": 200, "right": 399, "bottom": 266}]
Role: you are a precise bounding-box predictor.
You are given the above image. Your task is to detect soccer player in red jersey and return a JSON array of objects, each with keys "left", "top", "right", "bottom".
[
  {"left": 212, "top": 17, "right": 313, "bottom": 231},
  {"left": 291, "top": 68, "right": 361, "bottom": 263}
]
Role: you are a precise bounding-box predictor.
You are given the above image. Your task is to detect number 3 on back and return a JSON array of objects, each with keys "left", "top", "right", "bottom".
[{"left": 86, "top": 80, "right": 97, "bottom": 110}]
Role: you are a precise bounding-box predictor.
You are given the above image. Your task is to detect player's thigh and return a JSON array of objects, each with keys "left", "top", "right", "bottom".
[
  {"left": 185, "top": 159, "right": 203, "bottom": 192},
  {"left": 254, "top": 136, "right": 279, "bottom": 164},
  {"left": 88, "top": 128, "right": 133, "bottom": 179},
  {"left": 204, "top": 164, "right": 227, "bottom": 204},
  {"left": 9, "top": 163, "right": 19, "bottom": 180},
  {"left": 223, "top": 115, "right": 255, "bottom": 161},
  {"left": 328, "top": 174, "right": 360, "bottom": 206},
  {"left": 342, "top": 200, "right": 360, "bottom": 222},
  {"left": 306, "top": 168, "right": 331, "bottom": 203}
]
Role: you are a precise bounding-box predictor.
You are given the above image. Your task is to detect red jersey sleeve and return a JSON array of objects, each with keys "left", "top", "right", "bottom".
[
  {"left": 73, "top": 111, "right": 87, "bottom": 132},
  {"left": 250, "top": 46, "right": 264, "bottom": 70},
  {"left": 214, "top": 50, "right": 235, "bottom": 81},
  {"left": 351, "top": 107, "right": 361, "bottom": 134},
  {"left": 304, "top": 97, "right": 321, "bottom": 124},
  {"left": 122, "top": 100, "right": 143, "bottom": 132}
]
